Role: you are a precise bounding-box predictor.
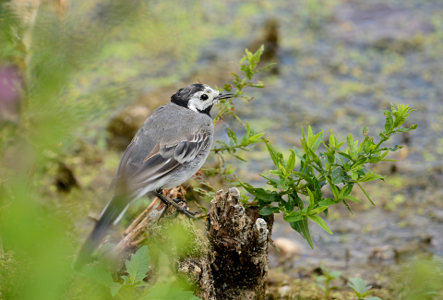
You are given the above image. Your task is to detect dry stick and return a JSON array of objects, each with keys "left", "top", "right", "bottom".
[
  {"left": 112, "top": 187, "right": 188, "bottom": 260},
  {"left": 123, "top": 197, "right": 160, "bottom": 235},
  {"left": 113, "top": 197, "right": 167, "bottom": 258}
]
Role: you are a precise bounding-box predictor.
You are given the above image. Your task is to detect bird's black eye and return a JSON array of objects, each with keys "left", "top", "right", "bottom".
[{"left": 200, "top": 94, "right": 209, "bottom": 100}]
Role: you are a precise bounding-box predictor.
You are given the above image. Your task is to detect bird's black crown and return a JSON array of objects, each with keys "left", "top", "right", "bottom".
[{"left": 171, "top": 83, "right": 205, "bottom": 107}]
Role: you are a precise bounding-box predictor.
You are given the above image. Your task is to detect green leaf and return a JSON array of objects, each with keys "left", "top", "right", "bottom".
[
  {"left": 307, "top": 187, "right": 315, "bottom": 208},
  {"left": 329, "top": 133, "right": 337, "bottom": 148},
  {"left": 348, "top": 277, "right": 372, "bottom": 296},
  {"left": 309, "top": 206, "right": 328, "bottom": 215},
  {"left": 344, "top": 195, "right": 361, "bottom": 202},
  {"left": 81, "top": 262, "right": 114, "bottom": 288},
  {"left": 283, "top": 211, "right": 303, "bottom": 223},
  {"left": 356, "top": 182, "right": 376, "bottom": 206},
  {"left": 227, "top": 128, "right": 238, "bottom": 144},
  {"left": 359, "top": 171, "right": 384, "bottom": 182},
  {"left": 331, "top": 168, "right": 345, "bottom": 184},
  {"left": 329, "top": 271, "right": 342, "bottom": 278},
  {"left": 110, "top": 282, "right": 123, "bottom": 297},
  {"left": 125, "top": 245, "right": 150, "bottom": 285},
  {"left": 143, "top": 282, "right": 201, "bottom": 300},
  {"left": 329, "top": 183, "right": 340, "bottom": 202},
  {"left": 305, "top": 126, "right": 323, "bottom": 151},
  {"left": 293, "top": 171, "right": 314, "bottom": 185},
  {"left": 290, "top": 218, "right": 314, "bottom": 248},
  {"left": 308, "top": 215, "right": 333, "bottom": 234},
  {"left": 286, "top": 149, "right": 296, "bottom": 175},
  {"left": 384, "top": 110, "right": 393, "bottom": 132},
  {"left": 318, "top": 198, "right": 336, "bottom": 206},
  {"left": 264, "top": 139, "right": 282, "bottom": 166},
  {"left": 259, "top": 206, "right": 279, "bottom": 216}
]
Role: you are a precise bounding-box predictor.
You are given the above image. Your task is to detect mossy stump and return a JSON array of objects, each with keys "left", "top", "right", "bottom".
[{"left": 193, "top": 188, "right": 271, "bottom": 300}]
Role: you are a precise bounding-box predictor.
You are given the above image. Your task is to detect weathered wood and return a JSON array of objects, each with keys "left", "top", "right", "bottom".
[{"left": 206, "top": 188, "right": 269, "bottom": 300}]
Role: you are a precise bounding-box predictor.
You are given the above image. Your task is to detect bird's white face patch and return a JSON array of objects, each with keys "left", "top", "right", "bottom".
[{"left": 187, "top": 85, "right": 220, "bottom": 113}]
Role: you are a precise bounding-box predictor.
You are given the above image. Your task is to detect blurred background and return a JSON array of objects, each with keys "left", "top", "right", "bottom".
[{"left": 0, "top": 0, "right": 442, "bottom": 299}]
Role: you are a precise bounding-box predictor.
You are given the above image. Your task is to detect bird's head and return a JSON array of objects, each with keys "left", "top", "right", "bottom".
[{"left": 171, "top": 83, "right": 233, "bottom": 115}]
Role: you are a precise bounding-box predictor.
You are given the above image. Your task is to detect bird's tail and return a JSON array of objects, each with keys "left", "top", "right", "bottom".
[{"left": 74, "top": 195, "right": 128, "bottom": 270}]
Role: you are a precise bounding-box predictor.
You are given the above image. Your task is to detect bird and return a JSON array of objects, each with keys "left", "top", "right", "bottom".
[{"left": 75, "top": 83, "right": 232, "bottom": 268}]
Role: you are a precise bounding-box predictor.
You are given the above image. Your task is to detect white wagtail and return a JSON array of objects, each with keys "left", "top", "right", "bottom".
[{"left": 75, "top": 83, "right": 232, "bottom": 267}]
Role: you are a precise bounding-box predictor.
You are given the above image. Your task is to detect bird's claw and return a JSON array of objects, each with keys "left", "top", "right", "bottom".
[{"left": 155, "top": 191, "right": 198, "bottom": 218}]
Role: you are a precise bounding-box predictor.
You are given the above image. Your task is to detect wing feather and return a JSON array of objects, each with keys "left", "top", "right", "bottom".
[{"left": 116, "top": 128, "right": 211, "bottom": 198}]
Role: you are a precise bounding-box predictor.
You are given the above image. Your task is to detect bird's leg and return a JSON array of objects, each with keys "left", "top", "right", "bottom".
[{"left": 154, "top": 190, "right": 197, "bottom": 218}]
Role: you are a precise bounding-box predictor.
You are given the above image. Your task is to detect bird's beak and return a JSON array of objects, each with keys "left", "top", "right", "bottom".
[{"left": 216, "top": 92, "right": 233, "bottom": 100}]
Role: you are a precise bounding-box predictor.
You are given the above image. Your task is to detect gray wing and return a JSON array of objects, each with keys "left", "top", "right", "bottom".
[{"left": 114, "top": 126, "right": 211, "bottom": 198}]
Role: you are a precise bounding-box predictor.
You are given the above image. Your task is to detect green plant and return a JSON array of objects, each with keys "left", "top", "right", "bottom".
[
  {"left": 394, "top": 258, "right": 443, "bottom": 300},
  {"left": 202, "top": 46, "right": 269, "bottom": 180},
  {"left": 316, "top": 266, "right": 341, "bottom": 300},
  {"left": 347, "top": 277, "right": 381, "bottom": 300},
  {"left": 203, "top": 45, "right": 417, "bottom": 249},
  {"left": 238, "top": 105, "right": 416, "bottom": 247},
  {"left": 81, "top": 246, "right": 200, "bottom": 300}
]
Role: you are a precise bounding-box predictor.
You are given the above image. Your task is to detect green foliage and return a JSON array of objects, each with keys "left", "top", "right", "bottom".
[
  {"left": 215, "top": 45, "right": 269, "bottom": 122},
  {"left": 238, "top": 104, "right": 416, "bottom": 248},
  {"left": 347, "top": 277, "right": 381, "bottom": 300},
  {"left": 143, "top": 283, "right": 201, "bottom": 300},
  {"left": 316, "top": 266, "right": 341, "bottom": 300},
  {"left": 213, "top": 122, "right": 264, "bottom": 162},
  {"left": 206, "top": 45, "right": 269, "bottom": 180},
  {"left": 394, "top": 258, "right": 443, "bottom": 300},
  {"left": 80, "top": 245, "right": 200, "bottom": 299},
  {"left": 203, "top": 43, "right": 417, "bottom": 250},
  {"left": 122, "top": 246, "right": 150, "bottom": 287}
]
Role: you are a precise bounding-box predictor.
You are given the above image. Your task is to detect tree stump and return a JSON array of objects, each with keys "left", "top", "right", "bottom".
[
  {"left": 116, "top": 187, "right": 271, "bottom": 300},
  {"left": 184, "top": 188, "right": 270, "bottom": 300}
]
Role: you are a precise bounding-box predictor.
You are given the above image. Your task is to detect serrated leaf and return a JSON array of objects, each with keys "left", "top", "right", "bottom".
[
  {"left": 348, "top": 277, "right": 372, "bottom": 295},
  {"left": 309, "top": 215, "right": 333, "bottom": 234},
  {"left": 125, "top": 245, "right": 150, "bottom": 285}
]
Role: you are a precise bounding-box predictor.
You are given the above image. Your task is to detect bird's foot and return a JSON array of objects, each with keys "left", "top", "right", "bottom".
[{"left": 155, "top": 190, "right": 197, "bottom": 218}]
